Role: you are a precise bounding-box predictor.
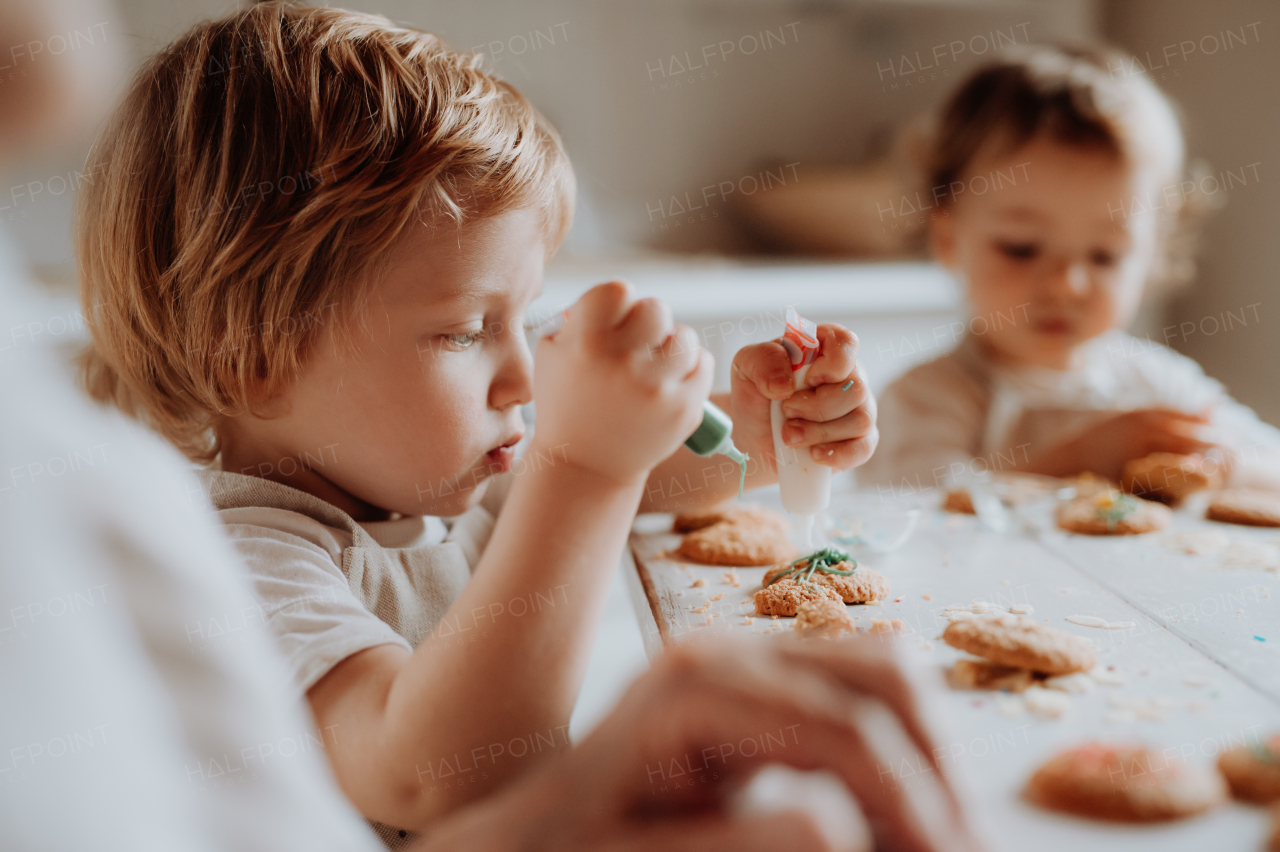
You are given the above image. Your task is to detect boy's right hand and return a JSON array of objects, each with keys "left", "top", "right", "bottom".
[
  {"left": 1047, "top": 408, "right": 1214, "bottom": 481},
  {"left": 533, "top": 282, "right": 713, "bottom": 487}
]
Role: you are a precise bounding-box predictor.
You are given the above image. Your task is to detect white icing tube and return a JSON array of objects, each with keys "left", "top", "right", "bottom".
[{"left": 770, "top": 308, "right": 830, "bottom": 521}]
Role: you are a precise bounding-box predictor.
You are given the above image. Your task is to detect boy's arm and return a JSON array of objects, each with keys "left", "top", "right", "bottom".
[
  {"left": 308, "top": 459, "right": 645, "bottom": 827},
  {"left": 305, "top": 283, "right": 713, "bottom": 830}
]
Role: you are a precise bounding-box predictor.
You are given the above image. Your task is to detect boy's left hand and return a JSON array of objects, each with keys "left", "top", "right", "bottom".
[{"left": 730, "top": 323, "right": 877, "bottom": 473}]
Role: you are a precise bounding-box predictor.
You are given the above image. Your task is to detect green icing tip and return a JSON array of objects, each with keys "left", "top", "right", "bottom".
[{"left": 723, "top": 445, "right": 749, "bottom": 499}]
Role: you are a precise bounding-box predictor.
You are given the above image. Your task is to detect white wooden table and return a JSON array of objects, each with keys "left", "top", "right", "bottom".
[{"left": 624, "top": 483, "right": 1280, "bottom": 850}]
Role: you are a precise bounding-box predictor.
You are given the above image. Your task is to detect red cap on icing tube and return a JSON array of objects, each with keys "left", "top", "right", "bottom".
[{"left": 779, "top": 307, "right": 819, "bottom": 374}]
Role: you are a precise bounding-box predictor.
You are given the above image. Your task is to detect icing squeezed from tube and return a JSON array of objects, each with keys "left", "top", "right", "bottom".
[{"left": 682, "top": 400, "right": 750, "bottom": 499}]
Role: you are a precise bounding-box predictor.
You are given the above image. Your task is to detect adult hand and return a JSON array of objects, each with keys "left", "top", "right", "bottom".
[{"left": 414, "top": 633, "right": 983, "bottom": 852}]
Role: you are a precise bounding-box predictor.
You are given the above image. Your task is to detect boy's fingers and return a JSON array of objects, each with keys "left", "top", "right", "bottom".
[
  {"left": 655, "top": 324, "right": 703, "bottom": 375},
  {"left": 573, "top": 280, "right": 634, "bottom": 339},
  {"left": 782, "top": 367, "right": 872, "bottom": 422},
  {"left": 805, "top": 325, "right": 858, "bottom": 388},
  {"left": 619, "top": 296, "right": 674, "bottom": 351},
  {"left": 733, "top": 341, "right": 797, "bottom": 399},
  {"left": 809, "top": 434, "right": 877, "bottom": 470},
  {"left": 784, "top": 404, "right": 875, "bottom": 450}
]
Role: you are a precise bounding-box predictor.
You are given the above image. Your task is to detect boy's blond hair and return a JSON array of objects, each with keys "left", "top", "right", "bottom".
[
  {"left": 916, "top": 43, "right": 1216, "bottom": 291},
  {"left": 78, "top": 1, "right": 574, "bottom": 463}
]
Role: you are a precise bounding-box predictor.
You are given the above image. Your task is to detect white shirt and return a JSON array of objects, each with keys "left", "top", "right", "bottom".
[
  {"left": 0, "top": 229, "right": 381, "bottom": 851},
  {"left": 859, "top": 330, "right": 1280, "bottom": 493}
]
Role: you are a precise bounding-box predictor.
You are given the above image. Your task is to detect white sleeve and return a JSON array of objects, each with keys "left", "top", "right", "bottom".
[
  {"left": 857, "top": 358, "right": 988, "bottom": 495},
  {"left": 218, "top": 512, "right": 413, "bottom": 694},
  {"left": 0, "top": 314, "right": 381, "bottom": 849}
]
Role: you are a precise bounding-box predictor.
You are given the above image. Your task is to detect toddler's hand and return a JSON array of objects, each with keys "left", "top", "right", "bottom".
[
  {"left": 730, "top": 323, "right": 878, "bottom": 472},
  {"left": 533, "top": 282, "right": 713, "bottom": 486},
  {"left": 1059, "top": 408, "right": 1214, "bottom": 481}
]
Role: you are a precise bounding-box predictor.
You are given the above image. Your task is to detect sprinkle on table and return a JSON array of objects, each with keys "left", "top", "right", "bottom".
[{"left": 1255, "top": 635, "right": 1267, "bottom": 642}]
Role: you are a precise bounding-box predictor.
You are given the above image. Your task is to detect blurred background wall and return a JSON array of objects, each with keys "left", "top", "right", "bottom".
[{"left": 6, "top": 0, "right": 1275, "bottom": 422}]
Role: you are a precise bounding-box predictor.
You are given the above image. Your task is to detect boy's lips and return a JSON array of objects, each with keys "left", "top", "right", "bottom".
[
  {"left": 484, "top": 433, "right": 524, "bottom": 474},
  {"left": 1034, "top": 317, "right": 1072, "bottom": 335}
]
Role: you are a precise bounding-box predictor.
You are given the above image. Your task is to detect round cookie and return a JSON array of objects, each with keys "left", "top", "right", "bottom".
[
  {"left": 1025, "top": 743, "right": 1226, "bottom": 822},
  {"left": 764, "top": 561, "right": 890, "bottom": 604},
  {"left": 942, "top": 488, "right": 976, "bottom": 514},
  {"left": 1207, "top": 489, "right": 1280, "bottom": 528},
  {"left": 672, "top": 503, "right": 790, "bottom": 534},
  {"left": 942, "top": 613, "right": 1096, "bottom": 675},
  {"left": 754, "top": 579, "right": 841, "bottom": 617},
  {"left": 1218, "top": 736, "right": 1280, "bottom": 803},
  {"left": 1056, "top": 491, "right": 1171, "bottom": 535},
  {"left": 678, "top": 519, "right": 798, "bottom": 566},
  {"left": 1122, "top": 452, "right": 1217, "bottom": 504},
  {"left": 793, "top": 598, "right": 855, "bottom": 638}
]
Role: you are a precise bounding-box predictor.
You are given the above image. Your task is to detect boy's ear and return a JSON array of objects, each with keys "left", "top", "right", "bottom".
[
  {"left": 244, "top": 374, "right": 292, "bottom": 419},
  {"left": 929, "top": 208, "right": 958, "bottom": 269}
]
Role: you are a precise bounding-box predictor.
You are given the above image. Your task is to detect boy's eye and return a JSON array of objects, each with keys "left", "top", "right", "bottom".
[
  {"left": 995, "top": 240, "right": 1039, "bottom": 261},
  {"left": 1089, "top": 249, "right": 1118, "bottom": 267},
  {"left": 443, "top": 330, "right": 484, "bottom": 350}
]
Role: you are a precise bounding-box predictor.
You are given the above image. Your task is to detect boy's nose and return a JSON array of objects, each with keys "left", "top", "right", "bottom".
[
  {"left": 1043, "top": 260, "right": 1091, "bottom": 299},
  {"left": 490, "top": 339, "right": 535, "bottom": 411},
  {"left": 1066, "top": 263, "right": 1090, "bottom": 296}
]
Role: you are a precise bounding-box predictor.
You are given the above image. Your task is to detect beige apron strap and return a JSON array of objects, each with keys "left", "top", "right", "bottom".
[
  {"left": 198, "top": 469, "right": 473, "bottom": 646},
  {"left": 343, "top": 544, "right": 470, "bottom": 647},
  {"left": 196, "top": 469, "right": 380, "bottom": 548}
]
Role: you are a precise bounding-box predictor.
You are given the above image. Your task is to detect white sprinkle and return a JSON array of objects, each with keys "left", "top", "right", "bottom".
[
  {"left": 1066, "top": 615, "right": 1135, "bottom": 629},
  {"left": 1089, "top": 668, "right": 1126, "bottom": 686},
  {"left": 1044, "top": 673, "right": 1094, "bottom": 694},
  {"left": 1024, "top": 687, "right": 1070, "bottom": 719}
]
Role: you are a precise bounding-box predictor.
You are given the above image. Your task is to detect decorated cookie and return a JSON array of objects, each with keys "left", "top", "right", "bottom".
[
  {"left": 947, "top": 658, "right": 1036, "bottom": 693},
  {"left": 1207, "top": 489, "right": 1280, "bottom": 528},
  {"left": 763, "top": 549, "right": 889, "bottom": 604},
  {"left": 1218, "top": 735, "right": 1280, "bottom": 803},
  {"left": 1123, "top": 453, "right": 1219, "bottom": 504},
  {"left": 793, "top": 598, "right": 855, "bottom": 639},
  {"left": 672, "top": 503, "right": 789, "bottom": 534},
  {"left": 942, "top": 613, "right": 1096, "bottom": 675},
  {"left": 942, "top": 488, "right": 976, "bottom": 514},
  {"left": 1056, "top": 490, "right": 1172, "bottom": 535},
  {"left": 754, "top": 578, "right": 842, "bottom": 617},
  {"left": 1025, "top": 743, "right": 1227, "bottom": 822}
]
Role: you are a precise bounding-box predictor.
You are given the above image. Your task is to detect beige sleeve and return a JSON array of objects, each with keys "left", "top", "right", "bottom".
[{"left": 857, "top": 357, "right": 989, "bottom": 496}]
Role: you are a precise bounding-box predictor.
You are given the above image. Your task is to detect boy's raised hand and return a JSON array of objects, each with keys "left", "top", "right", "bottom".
[
  {"left": 730, "top": 323, "right": 878, "bottom": 473},
  {"left": 534, "top": 281, "right": 714, "bottom": 487}
]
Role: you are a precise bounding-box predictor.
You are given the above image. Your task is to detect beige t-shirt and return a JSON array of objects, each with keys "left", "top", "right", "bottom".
[{"left": 859, "top": 330, "right": 1280, "bottom": 493}]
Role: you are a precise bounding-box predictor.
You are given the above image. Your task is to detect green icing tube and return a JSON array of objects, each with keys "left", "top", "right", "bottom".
[{"left": 684, "top": 400, "right": 750, "bottom": 498}]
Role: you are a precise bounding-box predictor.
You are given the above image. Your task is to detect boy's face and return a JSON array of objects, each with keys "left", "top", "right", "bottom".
[
  {"left": 931, "top": 134, "right": 1161, "bottom": 370},
  {"left": 236, "top": 208, "right": 546, "bottom": 520}
]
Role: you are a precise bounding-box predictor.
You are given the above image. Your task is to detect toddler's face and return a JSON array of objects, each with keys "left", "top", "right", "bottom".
[
  {"left": 932, "top": 134, "right": 1161, "bottom": 369},
  {"left": 242, "top": 208, "right": 545, "bottom": 520}
]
